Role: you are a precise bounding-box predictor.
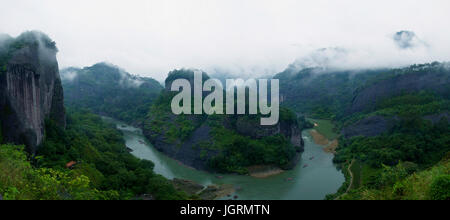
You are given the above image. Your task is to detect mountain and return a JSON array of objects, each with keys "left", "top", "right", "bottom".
[
  {"left": 275, "top": 61, "right": 450, "bottom": 200},
  {"left": 0, "top": 31, "right": 65, "bottom": 153},
  {"left": 61, "top": 63, "right": 163, "bottom": 124},
  {"left": 0, "top": 32, "right": 190, "bottom": 200},
  {"left": 143, "top": 69, "right": 305, "bottom": 173}
]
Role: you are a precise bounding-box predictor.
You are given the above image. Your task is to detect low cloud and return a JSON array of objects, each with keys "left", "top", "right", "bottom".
[
  {"left": 60, "top": 70, "right": 78, "bottom": 81},
  {"left": 2, "top": 1, "right": 450, "bottom": 80},
  {"left": 392, "top": 31, "right": 427, "bottom": 49},
  {"left": 287, "top": 48, "right": 349, "bottom": 71}
]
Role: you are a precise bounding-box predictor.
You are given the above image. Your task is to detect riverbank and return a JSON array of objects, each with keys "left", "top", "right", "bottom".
[
  {"left": 308, "top": 119, "right": 339, "bottom": 154},
  {"left": 309, "top": 130, "right": 339, "bottom": 154},
  {"left": 106, "top": 117, "right": 345, "bottom": 200},
  {"left": 247, "top": 165, "right": 285, "bottom": 178},
  {"left": 172, "top": 178, "right": 236, "bottom": 199}
]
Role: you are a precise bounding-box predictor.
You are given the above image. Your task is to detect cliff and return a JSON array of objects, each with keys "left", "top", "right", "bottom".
[
  {"left": 341, "top": 63, "right": 450, "bottom": 138},
  {"left": 348, "top": 63, "right": 450, "bottom": 114},
  {"left": 0, "top": 31, "right": 65, "bottom": 153},
  {"left": 144, "top": 69, "right": 304, "bottom": 173}
]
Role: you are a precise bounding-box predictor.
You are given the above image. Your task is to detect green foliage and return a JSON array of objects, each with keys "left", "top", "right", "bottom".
[
  {"left": 0, "top": 124, "right": 3, "bottom": 144},
  {"left": 208, "top": 126, "right": 296, "bottom": 174},
  {"left": 334, "top": 119, "right": 450, "bottom": 168},
  {"left": 0, "top": 144, "right": 119, "bottom": 200},
  {"left": 277, "top": 62, "right": 450, "bottom": 122},
  {"left": 297, "top": 115, "right": 314, "bottom": 130},
  {"left": 62, "top": 63, "right": 163, "bottom": 124},
  {"left": 340, "top": 92, "right": 450, "bottom": 129},
  {"left": 328, "top": 88, "right": 450, "bottom": 200},
  {"left": 429, "top": 174, "right": 450, "bottom": 200},
  {"left": 37, "top": 108, "right": 188, "bottom": 200},
  {"left": 339, "top": 158, "right": 450, "bottom": 200},
  {"left": 308, "top": 118, "right": 339, "bottom": 140},
  {"left": 275, "top": 68, "right": 384, "bottom": 119},
  {"left": 144, "top": 83, "right": 300, "bottom": 174}
]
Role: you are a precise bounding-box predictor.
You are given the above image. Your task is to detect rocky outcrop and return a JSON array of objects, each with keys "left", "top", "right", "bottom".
[
  {"left": 348, "top": 65, "right": 450, "bottom": 114},
  {"left": 0, "top": 31, "right": 65, "bottom": 153},
  {"left": 144, "top": 69, "right": 304, "bottom": 172},
  {"left": 342, "top": 116, "right": 397, "bottom": 138},
  {"left": 342, "top": 113, "right": 450, "bottom": 139},
  {"left": 146, "top": 120, "right": 219, "bottom": 171},
  {"left": 234, "top": 116, "right": 304, "bottom": 152}
]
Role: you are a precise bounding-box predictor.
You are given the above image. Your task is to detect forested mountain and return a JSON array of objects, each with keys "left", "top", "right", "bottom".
[
  {"left": 276, "top": 62, "right": 450, "bottom": 120},
  {"left": 1, "top": 30, "right": 448, "bottom": 200},
  {"left": 275, "top": 62, "right": 450, "bottom": 200},
  {"left": 0, "top": 32, "right": 188, "bottom": 200},
  {"left": 61, "top": 63, "right": 163, "bottom": 124},
  {"left": 143, "top": 69, "right": 306, "bottom": 174}
]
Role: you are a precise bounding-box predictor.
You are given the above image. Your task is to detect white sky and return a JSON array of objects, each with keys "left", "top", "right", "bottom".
[{"left": 1, "top": 0, "right": 450, "bottom": 80}]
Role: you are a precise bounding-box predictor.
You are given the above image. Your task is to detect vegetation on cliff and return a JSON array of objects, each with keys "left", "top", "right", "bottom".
[
  {"left": 327, "top": 90, "right": 449, "bottom": 200},
  {"left": 276, "top": 62, "right": 450, "bottom": 121},
  {"left": 33, "top": 109, "right": 188, "bottom": 200},
  {"left": 336, "top": 157, "right": 450, "bottom": 200},
  {"left": 276, "top": 61, "right": 450, "bottom": 200},
  {"left": 144, "top": 69, "right": 302, "bottom": 174},
  {"left": 61, "top": 63, "right": 163, "bottom": 124},
  {"left": 0, "top": 144, "right": 119, "bottom": 200}
]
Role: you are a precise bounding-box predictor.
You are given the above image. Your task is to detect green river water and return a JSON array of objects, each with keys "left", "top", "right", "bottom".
[{"left": 104, "top": 117, "right": 345, "bottom": 200}]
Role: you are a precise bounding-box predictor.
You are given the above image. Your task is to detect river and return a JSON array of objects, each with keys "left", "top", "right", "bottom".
[{"left": 104, "top": 117, "right": 345, "bottom": 200}]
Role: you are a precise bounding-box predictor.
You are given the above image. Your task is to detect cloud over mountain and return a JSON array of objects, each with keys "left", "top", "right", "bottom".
[{"left": 392, "top": 31, "right": 427, "bottom": 49}]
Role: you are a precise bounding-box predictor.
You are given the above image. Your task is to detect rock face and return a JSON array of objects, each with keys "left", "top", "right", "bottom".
[
  {"left": 234, "top": 116, "right": 304, "bottom": 152},
  {"left": 146, "top": 118, "right": 219, "bottom": 171},
  {"left": 342, "top": 116, "right": 396, "bottom": 138},
  {"left": 348, "top": 65, "right": 450, "bottom": 114},
  {"left": 144, "top": 69, "right": 304, "bottom": 171},
  {"left": 0, "top": 32, "right": 65, "bottom": 153},
  {"left": 342, "top": 113, "right": 450, "bottom": 139}
]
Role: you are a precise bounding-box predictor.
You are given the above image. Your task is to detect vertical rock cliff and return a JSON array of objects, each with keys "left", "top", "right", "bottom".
[{"left": 0, "top": 31, "right": 65, "bottom": 153}]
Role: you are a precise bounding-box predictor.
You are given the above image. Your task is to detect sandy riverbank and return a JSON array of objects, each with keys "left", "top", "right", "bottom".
[
  {"left": 247, "top": 165, "right": 285, "bottom": 178},
  {"left": 310, "top": 129, "right": 339, "bottom": 154}
]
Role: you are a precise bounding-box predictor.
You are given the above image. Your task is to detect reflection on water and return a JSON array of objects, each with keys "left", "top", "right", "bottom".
[{"left": 104, "top": 117, "right": 345, "bottom": 200}]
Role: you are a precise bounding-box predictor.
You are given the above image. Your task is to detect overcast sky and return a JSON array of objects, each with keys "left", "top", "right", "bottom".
[{"left": 1, "top": 0, "right": 450, "bottom": 80}]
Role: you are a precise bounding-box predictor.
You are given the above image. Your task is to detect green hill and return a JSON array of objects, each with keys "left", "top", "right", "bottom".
[{"left": 61, "top": 63, "right": 163, "bottom": 124}]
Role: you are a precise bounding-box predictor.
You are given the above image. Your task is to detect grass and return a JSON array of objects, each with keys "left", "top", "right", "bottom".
[
  {"left": 345, "top": 159, "right": 450, "bottom": 200},
  {"left": 350, "top": 160, "right": 362, "bottom": 189},
  {"left": 307, "top": 118, "right": 339, "bottom": 140}
]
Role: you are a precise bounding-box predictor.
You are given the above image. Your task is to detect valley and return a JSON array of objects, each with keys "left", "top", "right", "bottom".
[
  {"left": 106, "top": 117, "right": 345, "bottom": 200},
  {"left": 1, "top": 31, "right": 449, "bottom": 200}
]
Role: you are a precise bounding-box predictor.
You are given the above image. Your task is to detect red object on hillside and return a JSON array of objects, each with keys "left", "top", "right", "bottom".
[{"left": 66, "top": 161, "right": 77, "bottom": 169}]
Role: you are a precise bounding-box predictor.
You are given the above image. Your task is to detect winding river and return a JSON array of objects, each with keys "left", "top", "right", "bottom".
[{"left": 104, "top": 117, "right": 345, "bottom": 200}]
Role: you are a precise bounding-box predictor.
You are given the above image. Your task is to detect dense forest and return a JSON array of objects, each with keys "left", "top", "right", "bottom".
[
  {"left": 61, "top": 63, "right": 163, "bottom": 124},
  {"left": 1, "top": 31, "right": 449, "bottom": 200},
  {"left": 0, "top": 108, "right": 189, "bottom": 200},
  {"left": 328, "top": 92, "right": 450, "bottom": 200},
  {"left": 275, "top": 61, "right": 450, "bottom": 200},
  {"left": 144, "top": 69, "right": 304, "bottom": 174}
]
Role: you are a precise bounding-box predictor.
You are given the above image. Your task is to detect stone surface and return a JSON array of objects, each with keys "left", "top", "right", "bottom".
[{"left": 0, "top": 32, "right": 65, "bottom": 153}]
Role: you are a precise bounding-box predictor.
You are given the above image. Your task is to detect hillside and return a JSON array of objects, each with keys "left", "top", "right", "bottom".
[
  {"left": 275, "top": 62, "right": 450, "bottom": 121},
  {"left": 0, "top": 32, "right": 188, "bottom": 200},
  {"left": 143, "top": 69, "right": 305, "bottom": 174},
  {"left": 61, "top": 63, "right": 163, "bottom": 124},
  {"left": 339, "top": 156, "right": 450, "bottom": 200}
]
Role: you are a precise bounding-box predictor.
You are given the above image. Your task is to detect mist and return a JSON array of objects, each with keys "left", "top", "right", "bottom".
[{"left": 1, "top": 0, "right": 450, "bottom": 80}]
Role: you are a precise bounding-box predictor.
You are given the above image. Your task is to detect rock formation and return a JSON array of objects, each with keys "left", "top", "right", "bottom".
[{"left": 0, "top": 31, "right": 65, "bottom": 153}]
